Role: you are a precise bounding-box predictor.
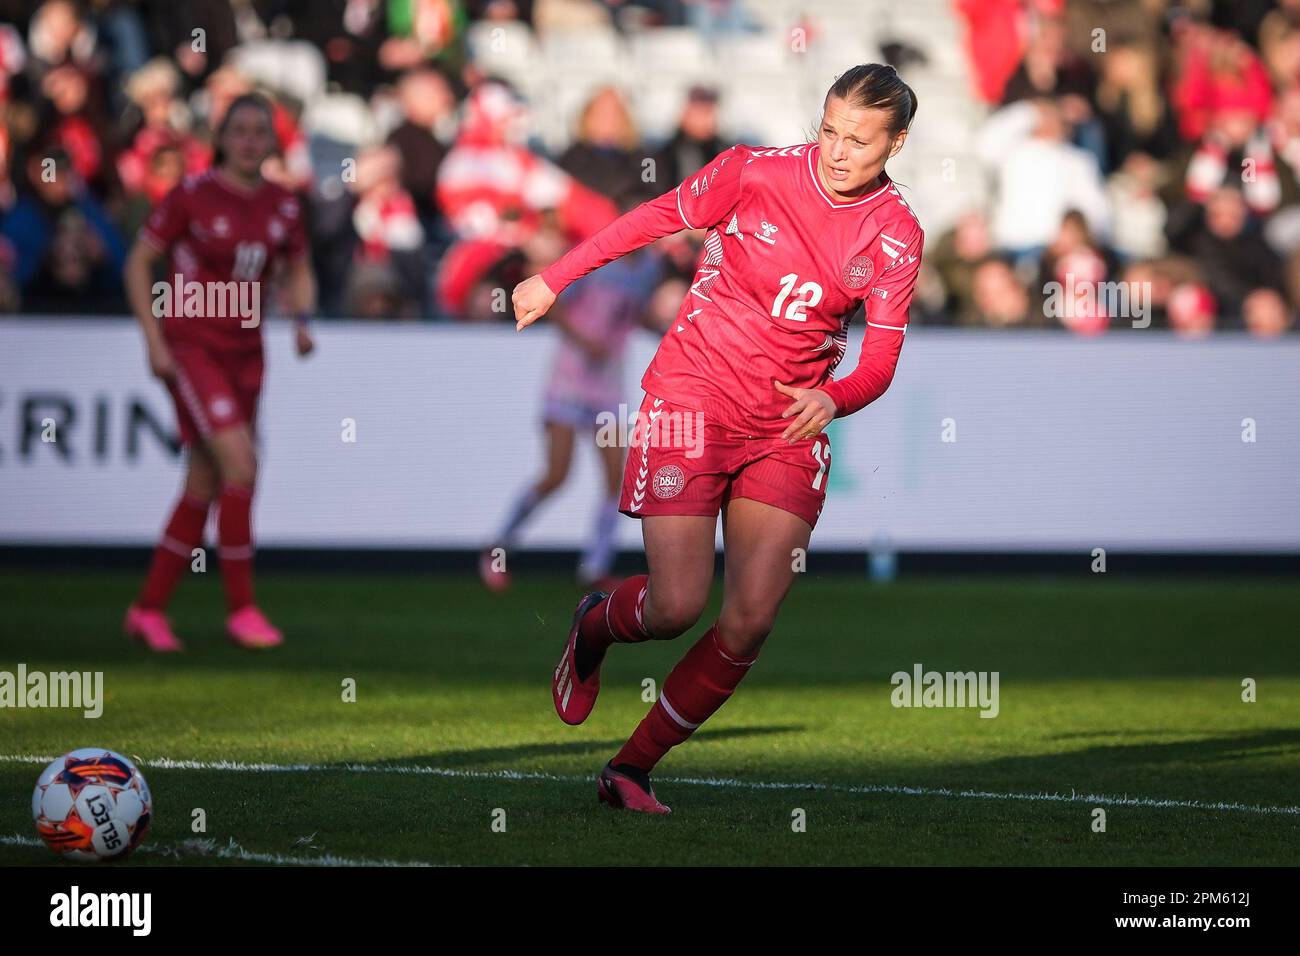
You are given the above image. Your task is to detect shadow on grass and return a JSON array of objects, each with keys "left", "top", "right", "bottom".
[
  {"left": 358, "top": 724, "right": 805, "bottom": 768},
  {"left": 333, "top": 727, "right": 1300, "bottom": 808},
  {"left": 965, "top": 727, "right": 1300, "bottom": 776}
]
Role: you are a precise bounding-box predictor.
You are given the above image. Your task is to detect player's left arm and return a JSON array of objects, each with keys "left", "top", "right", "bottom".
[
  {"left": 779, "top": 224, "right": 924, "bottom": 440},
  {"left": 280, "top": 198, "right": 316, "bottom": 357},
  {"left": 283, "top": 253, "right": 316, "bottom": 357},
  {"left": 818, "top": 224, "right": 925, "bottom": 419}
]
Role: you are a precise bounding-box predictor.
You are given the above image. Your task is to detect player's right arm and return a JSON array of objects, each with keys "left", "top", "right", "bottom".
[
  {"left": 513, "top": 146, "right": 747, "bottom": 330},
  {"left": 126, "top": 184, "right": 190, "bottom": 381}
]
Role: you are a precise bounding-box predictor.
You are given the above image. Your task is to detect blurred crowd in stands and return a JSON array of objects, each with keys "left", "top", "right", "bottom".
[
  {"left": 0, "top": 0, "right": 1296, "bottom": 336},
  {"left": 938, "top": 0, "right": 1300, "bottom": 335}
]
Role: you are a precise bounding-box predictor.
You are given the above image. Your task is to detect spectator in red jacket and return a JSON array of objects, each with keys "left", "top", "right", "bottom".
[
  {"left": 435, "top": 80, "right": 617, "bottom": 319},
  {"left": 1171, "top": 22, "right": 1273, "bottom": 143},
  {"left": 955, "top": 0, "right": 1025, "bottom": 105}
]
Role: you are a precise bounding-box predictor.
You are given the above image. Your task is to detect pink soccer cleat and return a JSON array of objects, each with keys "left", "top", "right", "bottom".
[
  {"left": 123, "top": 605, "right": 184, "bottom": 652},
  {"left": 226, "top": 605, "right": 283, "bottom": 649},
  {"left": 553, "top": 590, "right": 609, "bottom": 725},
  {"left": 596, "top": 761, "right": 672, "bottom": 814},
  {"left": 478, "top": 548, "right": 511, "bottom": 594}
]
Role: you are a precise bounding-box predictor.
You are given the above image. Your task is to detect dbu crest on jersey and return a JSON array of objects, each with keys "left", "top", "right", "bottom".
[
  {"left": 652, "top": 465, "right": 685, "bottom": 499},
  {"left": 842, "top": 255, "right": 874, "bottom": 289}
]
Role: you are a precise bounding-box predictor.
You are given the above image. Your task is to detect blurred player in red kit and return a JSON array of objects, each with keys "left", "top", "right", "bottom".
[
  {"left": 122, "top": 93, "right": 317, "bottom": 652},
  {"left": 513, "top": 65, "right": 923, "bottom": 812}
]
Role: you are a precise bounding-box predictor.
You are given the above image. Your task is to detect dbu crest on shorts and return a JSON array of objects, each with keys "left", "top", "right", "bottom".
[
  {"left": 652, "top": 465, "right": 685, "bottom": 499},
  {"left": 619, "top": 391, "right": 831, "bottom": 528}
]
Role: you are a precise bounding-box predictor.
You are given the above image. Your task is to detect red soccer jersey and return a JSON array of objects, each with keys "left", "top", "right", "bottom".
[
  {"left": 140, "top": 169, "right": 308, "bottom": 350},
  {"left": 541, "top": 143, "right": 924, "bottom": 438}
]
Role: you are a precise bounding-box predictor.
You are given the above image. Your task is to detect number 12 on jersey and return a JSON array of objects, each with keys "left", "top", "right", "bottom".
[{"left": 771, "top": 273, "right": 823, "bottom": 321}]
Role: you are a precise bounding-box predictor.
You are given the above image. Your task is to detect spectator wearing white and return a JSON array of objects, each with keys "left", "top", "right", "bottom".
[
  {"left": 1106, "top": 152, "right": 1168, "bottom": 262},
  {"left": 26, "top": 0, "right": 97, "bottom": 82},
  {"left": 977, "top": 97, "right": 1111, "bottom": 260}
]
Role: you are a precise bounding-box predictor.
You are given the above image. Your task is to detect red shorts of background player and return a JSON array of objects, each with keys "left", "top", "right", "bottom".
[
  {"left": 165, "top": 342, "right": 264, "bottom": 446},
  {"left": 619, "top": 391, "right": 832, "bottom": 529}
]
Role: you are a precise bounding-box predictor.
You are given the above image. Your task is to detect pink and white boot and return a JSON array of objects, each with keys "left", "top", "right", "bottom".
[
  {"left": 124, "top": 605, "right": 185, "bottom": 653},
  {"left": 226, "top": 605, "right": 284, "bottom": 649}
]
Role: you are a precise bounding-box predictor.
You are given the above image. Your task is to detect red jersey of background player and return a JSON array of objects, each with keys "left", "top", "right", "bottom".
[
  {"left": 542, "top": 143, "right": 924, "bottom": 438},
  {"left": 139, "top": 168, "right": 307, "bottom": 351}
]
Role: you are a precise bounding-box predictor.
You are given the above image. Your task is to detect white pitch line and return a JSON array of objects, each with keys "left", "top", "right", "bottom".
[
  {"left": 0, "top": 833, "right": 437, "bottom": 867},
  {"left": 4, "top": 753, "right": 1298, "bottom": 817}
]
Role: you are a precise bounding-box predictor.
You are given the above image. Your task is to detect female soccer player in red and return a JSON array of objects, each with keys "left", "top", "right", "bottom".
[
  {"left": 513, "top": 65, "right": 922, "bottom": 812},
  {"left": 122, "top": 92, "right": 316, "bottom": 652}
]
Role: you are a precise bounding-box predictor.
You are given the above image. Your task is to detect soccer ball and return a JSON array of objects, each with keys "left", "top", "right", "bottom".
[{"left": 31, "top": 749, "right": 152, "bottom": 861}]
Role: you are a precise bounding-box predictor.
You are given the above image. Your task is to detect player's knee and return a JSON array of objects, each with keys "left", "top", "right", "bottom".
[
  {"left": 537, "top": 471, "right": 567, "bottom": 495},
  {"left": 219, "top": 452, "right": 257, "bottom": 488},
  {"left": 644, "top": 595, "right": 704, "bottom": 640},
  {"left": 717, "top": 609, "right": 775, "bottom": 657},
  {"left": 184, "top": 471, "right": 220, "bottom": 503}
]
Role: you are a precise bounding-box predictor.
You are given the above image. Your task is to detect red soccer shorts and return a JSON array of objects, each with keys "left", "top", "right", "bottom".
[
  {"left": 619, "top": 391, "right": 832, "bottom": 529},
  {"left": 165, "top": 341, "right": 264, "bottom": 445}
]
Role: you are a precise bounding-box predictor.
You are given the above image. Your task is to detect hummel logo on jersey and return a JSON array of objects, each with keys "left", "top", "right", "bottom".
[{"left": 754, "top": 220, "right": 779, "bottom": 245}]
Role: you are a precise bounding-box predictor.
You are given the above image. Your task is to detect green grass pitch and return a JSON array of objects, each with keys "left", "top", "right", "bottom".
[{"left": 1, "top": 568, "right": 1297, "bottom": 866}]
